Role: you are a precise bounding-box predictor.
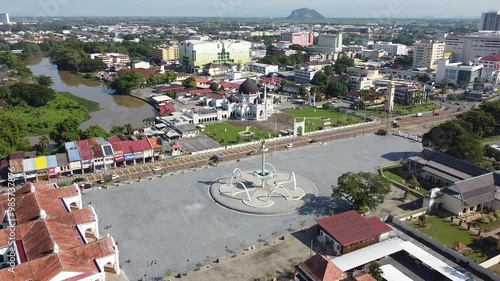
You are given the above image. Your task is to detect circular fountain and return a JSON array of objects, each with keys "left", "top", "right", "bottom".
[{"left": 209, "top": 140, "right": 318, "bottom": 215}]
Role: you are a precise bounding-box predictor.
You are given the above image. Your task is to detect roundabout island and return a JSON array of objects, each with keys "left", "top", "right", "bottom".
[{"left": 209, "top": 140, "right": 318, "bottom": 215}]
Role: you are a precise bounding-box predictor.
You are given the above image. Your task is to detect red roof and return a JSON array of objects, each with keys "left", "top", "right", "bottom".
[
  {"left": 298, "top": 254, "right": 346, "bottom": 281},
  {"left": 480, "top": 54, "right": 500, "bottom": 62},
  {"left": 157, "top": 85, "right": 186, "bottom": 92},
  {"left": 188, "top": 89, "right": 213, "bottom": 95},
  {"left": 75, "top": 140, "right": 93, "bottom": 160},
  {"left": 159, "top": 104, "right": 176, "bottom": 113},
  {"left": 316, "top": 210, "right": 392, "bottom": 246},
  {"left": 90, "top": 145, "right": 104, "bottom": 158},
  {"left": 119, "top": 140, "right": 135, "bottom": 154},
  {"left": 194, "top": 77, "right": 209, "bottom": 83},
  {"left": 111, "top": 143, "right": 123, "bottom": 154},
  {"left": 260, "top": 77, "right": 281, "bottom": 84},
  {"left": 170, "top": 144, "right": 181, "bottom": 149},
  {"left": 118, "top": 139, "right": 152, "bottom": 154},
  {"left": 218, "top": 82, "right": 240, "bottom": 89}
]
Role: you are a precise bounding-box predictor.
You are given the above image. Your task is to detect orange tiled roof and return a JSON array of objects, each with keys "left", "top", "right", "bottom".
[{"left": 299, "top": 254, "right": 346, "bottom": 281}]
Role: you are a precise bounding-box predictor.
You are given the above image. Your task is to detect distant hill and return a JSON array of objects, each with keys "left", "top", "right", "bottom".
[{"left": 286, "top": 8, "right": 325, "bottom": 20}]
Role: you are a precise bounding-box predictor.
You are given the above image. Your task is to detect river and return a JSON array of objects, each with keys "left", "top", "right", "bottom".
[{"left": 25, "top": 56, "right": 156, "bottom": 130}]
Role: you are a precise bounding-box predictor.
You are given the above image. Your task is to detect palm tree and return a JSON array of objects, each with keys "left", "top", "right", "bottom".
[
  {"left": 367, "top": 262, "right": 383, "bottom": 281},
  {"left": 39, "top": 136, "right": 50, "bottom": 152}
]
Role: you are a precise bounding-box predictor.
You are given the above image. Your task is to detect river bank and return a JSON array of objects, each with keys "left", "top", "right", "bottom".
[{"left": 26, "top": 56, "right": 156, "bottom": 130}]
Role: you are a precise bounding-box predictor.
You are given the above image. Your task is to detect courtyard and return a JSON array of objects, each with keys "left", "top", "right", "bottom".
[{"left": 82, "top": 135, "right": 423, "bottom": 280}]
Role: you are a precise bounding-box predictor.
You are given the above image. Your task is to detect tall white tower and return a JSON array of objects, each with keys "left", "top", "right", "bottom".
[
  {"left": 386, "top": 76, "right": 395, "bottom": 113},
  {"left": 0, "top": 13, "right": 10, "bottom": 24}
]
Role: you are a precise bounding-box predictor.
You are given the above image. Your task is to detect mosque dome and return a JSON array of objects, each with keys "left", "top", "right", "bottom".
[
  {"left": 254, "top": 97, "right": 263, "bottom": 104},
  {"left": 238, "top": 78, "right": 259, "bottom": 95}
]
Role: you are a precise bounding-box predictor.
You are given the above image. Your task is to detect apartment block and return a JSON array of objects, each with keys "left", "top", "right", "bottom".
[
  {"left": 480, "top": 10, "right": 500, "bottom": 31},
  {"left": 435, "top": 59, "right": 482, "bottom": 88},
  {"left": 152, "top": 45, "right": 179, "bottom": 61},
  {"left": 245, "top": 62, "right": 278, "bottom": 75},
  {"left": 445, "top": 32, "right": 500, "bottom": 62},
  {"left": 281, "top": 32, "right": 314, "bottom": 47},
  {"left": 413, "top": 40, "right": 445, "bottom": 69}
]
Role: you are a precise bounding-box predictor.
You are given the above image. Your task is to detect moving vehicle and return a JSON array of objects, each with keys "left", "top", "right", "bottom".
[
  {"left": 247, "top": 150, "right": 257, "bottom": 155},
  {"left": 152, "top": 166, "right": 162, "bottom": 172},
  {"left": 415, "top": 113, "right": 423, "bottom": 117},
  {"left": 210, "top": 155, "right": 220, "bottom": 161},
  {"left": 309, "top": 139, "right": 319, "bottom": 144},
  {"left": 286, "top": 144, "right": 293, "bottom": 148}
]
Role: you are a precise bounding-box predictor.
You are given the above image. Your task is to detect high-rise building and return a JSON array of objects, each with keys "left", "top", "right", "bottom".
[
  {"left": 371, "top": 42, "right": 408, "bottom": 56},
  {"left": 179, "top": 37, "right": 251, "bottom": 72},
  {"left": 0, "top": 13, "right": 9, "bottom": 24},
  {"left": 413, "top": 40, "right": 445, "bottom": 69},
  {"left": 480, "top": 11, "right": 500, "bottom": 31},
  {"left": 445, "top": 32, "right": 500, "bottom": 62},
  {"left": 316, "top": 33, "right": 343, "bottom": 53},
  {"left": 281, "top": 32, "right": 314, "bottom": 47},
  {"left": 151, "top": 45, "right": 179, "bottom": 61}
]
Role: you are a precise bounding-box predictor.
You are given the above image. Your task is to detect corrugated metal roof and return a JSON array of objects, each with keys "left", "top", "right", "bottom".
[
  {"left": 66, "top": 146, "right": 81, "bottom": 162},
  {"left": 95, "top": 137, "right": 109, "bottom": 146},
  {"left": 56, "top": 153, "right": 69, "bottom": 166},
  {"left": 111, "top": 143, "right": 123, "bottom": 154},
  {"left": 102, "top": 145, "right": 114, "bottom": 156},
  {"left": 45, "top": 155, "right": 58, "bottom": 168},
  {"left": 23, "top": 158, "right": 36, "bottom": 172},
  {"left": 34, "top": 157, "right": 47, "bottom": 170},
  {"left": 86, "top": 138, "right": 98, "bottom": 146},
  {"left": 90, "top": 145, "right": 104, "bottom": 158},
  {"left": 76, "top": 140, "right": 93, "bottom": 160}
]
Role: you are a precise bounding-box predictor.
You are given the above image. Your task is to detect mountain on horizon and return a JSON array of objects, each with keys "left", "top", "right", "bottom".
[{"left": 286, "top": 8, "right": 325, "bottom": 20}]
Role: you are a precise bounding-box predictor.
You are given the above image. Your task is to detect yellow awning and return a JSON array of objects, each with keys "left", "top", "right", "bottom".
[{"left": 34, "top": 156, "right": 47, "bottom": 170}]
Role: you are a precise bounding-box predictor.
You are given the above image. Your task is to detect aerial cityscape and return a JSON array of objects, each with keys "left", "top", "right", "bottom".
[{"left": 1, "top": 2, "right": 500, "bottom": 281}]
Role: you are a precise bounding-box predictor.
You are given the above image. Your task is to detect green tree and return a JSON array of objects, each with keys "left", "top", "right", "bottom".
[
  {"left": 457, "top": 109, "right": 496, "bottom": 138},
  {"left": 110, "top": 72, "right": 146, "bottom": 94},
  {"left": 9, "top": 83, "right": 56, "bottom": 107},
  {"left": 407, "top": 176, "right": 421, "bottom": 190},
  {"left": 334, "top": 55, "right": 355, "bottom": 74},
  {"left": 164, "top": 71, "right": 178, "bottom": 83},
  {"left": 38, "top": 136, "right": 50, "bottom": 152},
  {"left": 394, "top": 55, "right": 413, "bottom": 67},
  {"left": 148, "top": 74, "right": 165, "bottom": 86},
  {"left": 323, "top": 65, "right": 334, "bottom": 77},
  {"left": 0, "top": 114, "right": 30, "bottom": 158},
  {"left": 422, "top": 121, "right": 483, "bottom": 163},
  {"left": 331, "top": 172, "right": 391, "bottom": 210},
  {"left": 299, "top": 86, "right": 309, "bottom": 97},
  {"left": 36, "top": 75, "right": 54, "bottom": 87},
  {"left": 110, "top": 125, "right": 124, "bottom": 135},
  {"left": 209, "top": 82, "right": 221, "bottom": 91},
  {"left": 480, "top": 101, "right": 500, "bottom": 134},
  {"left": 82, "top": 125, "right": 109, "bottom": 139},
  {"left": 311, "top": 71, "right": 329, "bottom": 88},
  {"left": 325, "top": 81, "right": 348, "bottom": 98},
  {"left": 49, "top": 118, "right": 83, "bottom": 145},
  {"left": 367, "top": 262, "right": 383, "bottom": 281},
  {"left": 418, "top": 214, "right": 427, "bottom": 227},
  {"left": 439, "top": 77, "right": 449, "bottom": 106},
  {"left": 182, "top": 77, "right": 197, "bottom": 89}
]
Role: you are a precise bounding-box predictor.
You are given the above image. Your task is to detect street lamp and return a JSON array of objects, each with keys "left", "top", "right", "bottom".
[
  {"left": 289, "top": 224, "right": 292, "bottom": 236},
  {"left": 259, "top": 234, "right": 261, "bottom": 248},
  {"left": 225, "top": 246, "right": 228, "bottom": 260},
  {"left": 187, "top": 259, "right": 190, "bottom": 275}
]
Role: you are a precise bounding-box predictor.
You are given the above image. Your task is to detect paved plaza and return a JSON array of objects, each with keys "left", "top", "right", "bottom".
[{"left": 82, "top": 135, "right": 423, "bottom": 281}]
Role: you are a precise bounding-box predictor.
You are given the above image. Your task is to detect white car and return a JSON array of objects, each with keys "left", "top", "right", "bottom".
[
  {"left": 152, "top": 166, "right": 162, "bottom": 172},
  {"left": 111, "top": 174, "right": 119, "bottom": 180},
  {"left": 286, "top": 144, "right": 293, "bottom": 148}
]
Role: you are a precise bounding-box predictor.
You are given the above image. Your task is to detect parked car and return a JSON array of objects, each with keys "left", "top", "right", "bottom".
[
  {"left": 376, "top": 129, "right": 387, "bottom": 136},
  {"left": 152, "top": 166, "right": 162, "bottom": 172},
  {"left": 286, "top": 144, "right": 293, "bottom": 148},
  {"left": 415, "top": 112, "right": 423, "bottom": 117},
  {"left": 74, "top": 177, "right": 84, "bottom": 183},
  {"left": 111, "top": 174, "right": 119, "bottom": 180},
  {"left": 309, "top": 139, "right": 319, "bottom": 144},
  {"left": 247, "top": 150, "right": 257, "bottom": 155},
  {"left": 210, "top": 155, "right": 220, "bottom": 161}
]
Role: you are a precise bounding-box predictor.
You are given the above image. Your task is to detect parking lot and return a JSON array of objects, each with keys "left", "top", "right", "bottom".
[
  {"left": 177, "top": 135, "right": 221, "bottom": 153},
  {"left": 83, "top": 135, "right": 423, "bottom": 280}
]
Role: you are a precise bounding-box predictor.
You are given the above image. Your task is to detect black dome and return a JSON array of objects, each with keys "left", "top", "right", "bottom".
[
  {"left": 239, "top": 79, "right": 259, "bottom": 95},
  {"left": 254, "top": 97, "right": 263, "bottom": 104}
]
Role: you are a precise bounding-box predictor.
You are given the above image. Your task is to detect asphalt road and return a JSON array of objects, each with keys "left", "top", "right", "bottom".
[{"left": 83, "top": 135, "right": 423, "bottom": 280}]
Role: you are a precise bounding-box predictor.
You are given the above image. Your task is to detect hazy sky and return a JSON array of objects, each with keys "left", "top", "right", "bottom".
[{"left": 3, "top": 0, "right": 498, "bottom": 18}]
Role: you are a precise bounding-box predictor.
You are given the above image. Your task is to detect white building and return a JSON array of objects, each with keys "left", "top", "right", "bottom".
[
  {"left": 222, "top": 79, "right": 274, "bottom": 121},
  {"left": 445, "top": 32, "right": 500, "bottom": 62},
  {"left": 475, "top": 54, "right": 500, "bottom": 81},
  {"left": 435, "top": 59, "right": 483, "bottom": 88},
  {"left": 315, "top": 33, "right": 343, "bottom": 53},
  {"left": 179, "top": 37, "right": 252, "bottom": 73},
  {"left": 0, "top": 13, "right": 9, "bottom": 24},
  {"left": 132, "top": 61, "right": 151, "bottom": 69},
  {"left": 413, "top": 40, "right": 445, "bottom": 69},
  {"left": 294, "top": 69, "right": 318, "bottom": 84},
  {"left": 245, "top": 62, "right": 279, "bottom": 75},
  {"left": 480, "top": 10, "right": 500, "bottom": 31},
  {"left": 372, "top": 42, "right": 408, "bottom": 56}
]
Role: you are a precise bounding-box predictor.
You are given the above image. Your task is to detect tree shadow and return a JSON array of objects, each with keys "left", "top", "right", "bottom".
[
  {"left": 381, "top": 151, "right": 420, "bottom": 162},
  {"left": 297, "top": 195, "right": 351, "bottom": 218},
  {"left": 398, "top": 198, "right": 424, "bottom": 211}
]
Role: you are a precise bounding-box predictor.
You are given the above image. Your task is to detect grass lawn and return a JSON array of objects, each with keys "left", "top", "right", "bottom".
[
  {"left": 474, "top": 215, "right": 500, "bottom": 232},
  {"left": 363, "top": 103, "right": 437, "bottom": 118},
  {"left": 381, "top": 164, "right": 406, "bottom": 185},
  {"left": 413, "top": 216, "right": 486, "bottom": 263},
  {"left": 482, "top": 135, "right": 500, "bottom": 144},
  {"left": 59, "top": 92, "right": 100, "bottom": 114},
  {"left": 3, "top": 93, "right": 95, "bottom": 135},
  {"left": 284, "top": 107, "right": 363, "bottom": 132},
  {"left": 205, "top": 123, "right": 278, "bottom": 146}
]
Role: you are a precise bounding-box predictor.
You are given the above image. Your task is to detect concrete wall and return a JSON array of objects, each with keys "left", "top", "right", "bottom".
[{"left": 392, "top": 217, "right": 500, "bottom": 281}]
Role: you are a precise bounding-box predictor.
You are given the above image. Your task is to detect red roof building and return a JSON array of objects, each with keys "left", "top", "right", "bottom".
[
  {"left": 479, "top": 54, "right": 500, "bottom": 62},
  {"left": 218, "top": 82, "right": 240, "bottom": 90},
  {"left": 188, "top": 88, "right": 213, "bottom": 96},
  {"left": 316, "top": 210, "right": 392, "bottom": 255},
  {"left": 0, "top": 183, "right": 120, "bottom": 280},
  {"left": 297, "top": 254, "right": 346, "bottom": 281},
  {"left": 75, "top": 140, "right": 93, "bottom": 161},
  {"left": 159, "top": 103, "right": 176, "bottom": 114}
]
